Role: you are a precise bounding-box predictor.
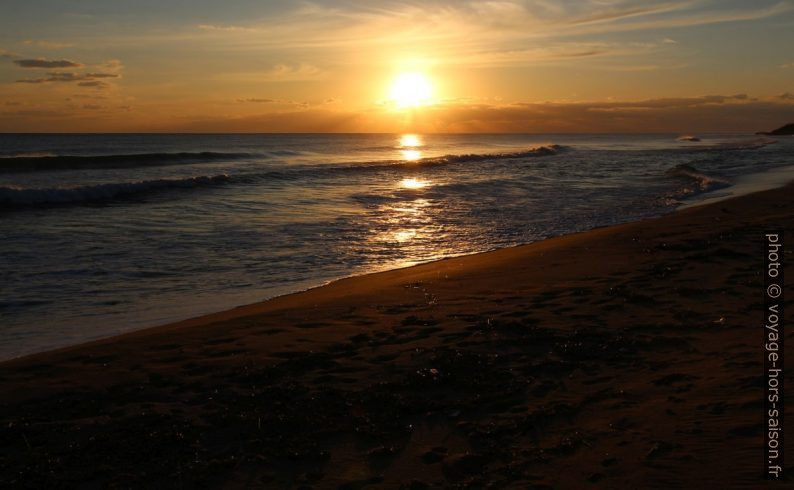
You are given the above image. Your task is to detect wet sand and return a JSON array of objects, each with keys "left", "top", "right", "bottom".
[{"left": 1, "top": 184, "right": 793, "bottom": 488}]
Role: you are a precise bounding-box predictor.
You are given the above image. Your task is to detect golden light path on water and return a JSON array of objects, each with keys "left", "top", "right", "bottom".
[
  {"left": 401, "top": 150, "right": 421, "bottom": 161},
  {"left": 400, "top": 177, "right": 429, "bottom": 189},
  {"left": 399, "top": 133, "right": 423, "bottom": 161},
  {"left": 400, "top": 134, "right": 421, "bottom": 147},
  {"left": 362, "top": 133, "right": 452, "bottom": 268},
  {"left": 372, "top": 196, "right": 442, "bottom": 260}
]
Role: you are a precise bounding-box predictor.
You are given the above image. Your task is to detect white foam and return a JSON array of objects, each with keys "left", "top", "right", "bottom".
[{"left": 678, "top": 164, "right": 794, "bottom": 209}]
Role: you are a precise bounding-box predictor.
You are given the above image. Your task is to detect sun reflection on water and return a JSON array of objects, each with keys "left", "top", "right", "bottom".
[
  {"left": 399, "top": 134, "right": 421, "bottom": 147},
  {"left": 392, "top": 229, "right": 418, "bottom": 242},
  {"left": 401, "top": 150, "right": 422, "bottom": 161},
  {"left": 359, "top": 192, "right": 459, "bottom": 271},
  {"left": 399, "top": 134, "right": 423, "bottom": 161},
  {"left": 400, "top": 177, "right": 429, "bottom": 189}
]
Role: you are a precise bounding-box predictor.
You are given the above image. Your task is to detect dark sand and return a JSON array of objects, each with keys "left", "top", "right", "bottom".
[{"left": 1, "top": 184, "right": 793, "bottom": 488}]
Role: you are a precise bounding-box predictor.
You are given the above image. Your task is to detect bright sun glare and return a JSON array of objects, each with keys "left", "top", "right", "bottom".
[
  {"left": 389, "top": 73, "right": 433, "bottom": 109},
  {"left": 400, "top": 177, "right": 428, "bottom": 189},
  {"left": 400, "top": 134, "right": 421, "bottom": 147},
  {"left": 398, "top": 134, "right": 423, "bottom": 161}
]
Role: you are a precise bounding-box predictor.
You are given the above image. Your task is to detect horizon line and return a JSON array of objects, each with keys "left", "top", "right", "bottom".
[{"left": 0, "top": 130, "right": 777, "bottom": 136}]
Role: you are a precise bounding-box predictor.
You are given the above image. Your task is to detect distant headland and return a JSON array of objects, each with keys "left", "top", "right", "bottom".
[{"left": 757, "top": 123, "right": 794, "bottom": 135}]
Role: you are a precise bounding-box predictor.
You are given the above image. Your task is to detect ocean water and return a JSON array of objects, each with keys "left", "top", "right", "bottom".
[{"left": 1, "top": 133, "right": 792, "bottom": 359}]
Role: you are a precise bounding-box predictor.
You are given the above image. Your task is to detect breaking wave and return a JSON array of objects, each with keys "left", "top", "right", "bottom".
[
  {"left": 0, "top": 152, "right": 254, "bottom": 173},
  {"left": 666, "top": 163, "right": 731, "bottom": 197},
  {"left": 0, "top": 174, "right": 230, "bottom": 209},
  {"left": 669, "top": 137, "right": 776, "bottom": 153},
  {"left": 405, "top": 145, "right": 564, "bottom": 166}
]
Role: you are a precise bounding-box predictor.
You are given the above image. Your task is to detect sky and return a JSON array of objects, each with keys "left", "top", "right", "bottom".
[{"left": 1, "top": 0, "right": 793, "bottom": 132}]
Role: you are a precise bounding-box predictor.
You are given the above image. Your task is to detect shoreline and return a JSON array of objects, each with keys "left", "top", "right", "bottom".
[
  {"left": 5, "top": 163, "right": 793, "bottom": 363},
  {"left": 678, "top": 163, "right": 794, "bottom": 209},
  {"left": 1, "top": 178, "right": 793, "bottom": 487}
]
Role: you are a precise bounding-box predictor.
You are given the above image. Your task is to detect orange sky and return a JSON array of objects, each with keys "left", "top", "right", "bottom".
[{"left": 1, "top": 1, "right": 793, "bottom": 132}]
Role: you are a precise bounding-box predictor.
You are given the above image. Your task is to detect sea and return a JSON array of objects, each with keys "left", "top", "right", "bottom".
[{"left": 1, "top": 133, "right": 792, "bottom": 360}]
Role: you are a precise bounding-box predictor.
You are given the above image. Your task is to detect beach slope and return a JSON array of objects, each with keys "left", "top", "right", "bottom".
[{"left": 1, "top": 185, "right": 793, "bottom": 488}]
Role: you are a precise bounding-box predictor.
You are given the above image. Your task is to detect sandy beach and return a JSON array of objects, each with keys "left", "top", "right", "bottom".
[{"left": 1, "top": 183, "right": 792, "bottom": 488}]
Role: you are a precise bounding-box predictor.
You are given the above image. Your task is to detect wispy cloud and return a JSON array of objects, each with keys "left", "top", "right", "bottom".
[
  {"left": 16, "top": 71, "right": 120, "bottom": 84},
  {"left": 236, "top": 98, "right": 275, "bottom": 103},
  {"left": 1, "top": 1, "right": 791, "bottom": 131},
  {"left": 235, "top": 97, "right": 328, "bottom": 108},
  {"left": 145, "top": 92, "right": 794, "bottom": 133},
  {"left": 13, "top": 58, "right": 123, "bottom": 92},
  {"left": 100, "top": 59, "right": 124, "bottom": 71},
  {"left": 16, "top": 72, "right": 81, "bottom": 83},
  {"left": 21, "top": 39, "right": 74, "bottom": 49},
  {"left": 566, "top": 1, "right": 697, "bottom": 25},
  {"left": 188, "top": 1, "right": 788, "bottom": 68},
  {"left": 0, "top": 109, "right": 71, "bottom": 118},
  {"left": 425, "top": 94, "right": 794, "bottom": 133},
  {"left": 3, "top": 91, "right": 791, "bottom": 132},
  {"left": 77, "top": 81, "right": 111, "bottom": 88},
  {"left": 197, "top": 24, "right": 256, "bottom": 32},
  {"left": 68, "top": 93, "right": 108, "bottom": 100},
  {"left": 85, "top": 72, "right": 121, "bottom": 79},
  {"left": 14, "top": 58, "right": 83, "bottom": 68},
  {"left": 593, "top": 62, "right": 689, "bottom": 72},
  {"left": 573, "top": 94, "right": 754, "bottom": 111},
  {"left": 0, "top": 48, "right": 19, "bottom": 58},
  {"left": 442, "top": 40, "right": 674, "bottom": 67},
  {"left": 579, "top": 1, "right": 792, "bottom": 33},
  {"left": 263, "top": 63, "right": 325, "bottom": 81},
  {"left": 218, "top": 63, "right": 326, "bottom": 83}
]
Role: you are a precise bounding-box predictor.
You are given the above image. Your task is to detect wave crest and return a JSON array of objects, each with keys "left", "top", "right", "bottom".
[
  {"left": 0, "top": 152, "right": 254, "bottom": 173},
  {"left": 665, "top": 163, "right": 731, "bottom": 196},
  {"left": 0, "top": 174, "right": 230, "bottom": 209},
  {"left": 408, "top": 145, "right": 564, "bottom": 166},
  {"left": 669, "top": 137, "right": 776, "bottom": 153}
]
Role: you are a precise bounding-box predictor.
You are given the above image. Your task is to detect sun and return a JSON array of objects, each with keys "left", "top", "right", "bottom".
[{"left": 388, "top": 73, "right": 434, "bottom": 109}]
